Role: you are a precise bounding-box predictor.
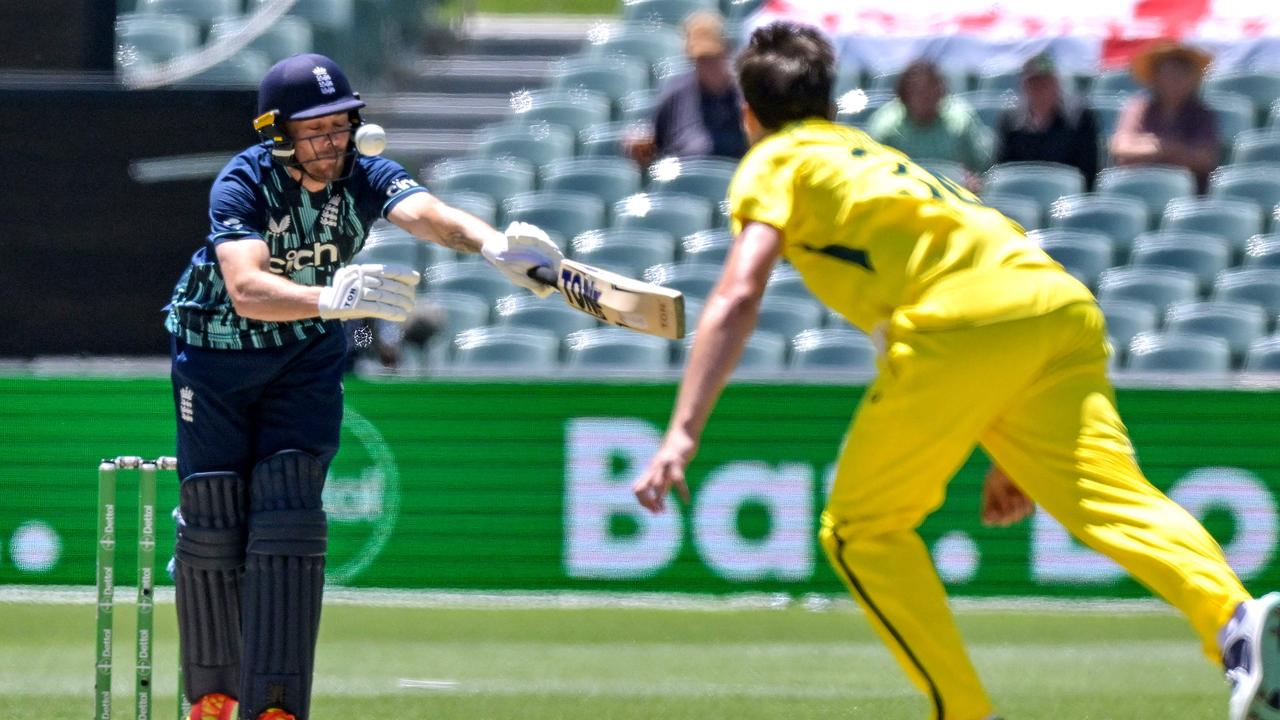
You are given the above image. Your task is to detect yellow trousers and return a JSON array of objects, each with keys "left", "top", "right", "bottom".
[{"left": 818, "top": 301, "right": 1251, "bottom": 720}]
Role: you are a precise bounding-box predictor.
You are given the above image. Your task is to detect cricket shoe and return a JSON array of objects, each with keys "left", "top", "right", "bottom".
[
  {"left": 186, "top": 693, "right": 238, "bottom": 720},
  {"left": 256, "top": 709, "right": 296, "bottom": 720},
  {"left": 1224, "top": 592, "right": 1280, "bottom": 720}
]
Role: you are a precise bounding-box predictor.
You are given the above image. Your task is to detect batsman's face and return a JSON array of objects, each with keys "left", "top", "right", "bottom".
[{"left": 286, "top": 112, "right": 353, "bottom": 182}]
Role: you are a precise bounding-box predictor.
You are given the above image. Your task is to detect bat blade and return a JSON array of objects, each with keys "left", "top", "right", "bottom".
[{"left": 532, "top": 260, "right": 686, "bottom": 339}]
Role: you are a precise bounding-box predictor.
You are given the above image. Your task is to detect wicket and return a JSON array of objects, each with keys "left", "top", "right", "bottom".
[{"left": 95, "top": 456, "right": 177, "bottom": 720}]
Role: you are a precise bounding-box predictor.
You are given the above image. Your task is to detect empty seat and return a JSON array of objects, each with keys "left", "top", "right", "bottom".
[
  {"left": 453, "top": 327, "right": 559, "bottom": 370},
  {"left": 249, "top": 0, "right": 353, "bottom": 31},
  {"left": 1203, "top": 92, "right": 1256, "bottom": 152},
  {"left": 652, "top": 54, "right": 692, "bottom": 84},
  {"left": 1245, "top": 336, "right": 1280, "bottom": 372},
  {"left": 1035, "top": 230, "right": 1114, "bottom": 288},
  {"left": 579, "top": 121, "right": 639, "bottom": 158},
  {"left": 474, "top": 123, "right": 575, "bottom": 167},
  {"left": 509, "top": 89, "right": 612, "bottom": 134},
  {"left": 1245, "top": 234, "right": 1280, "bottom": 268},
  {"left": 1096, "top": 165, "right": 1196, "bottom": 221},
  {"left": 209, "top": 16, "right": 313, "bottom": 63},
  {"left": 428, "top": 157, "right": 535, "bottom": 206},
  {"left": 502, "top": 191, "right": 606, "bottom": 248},
  {"left": 983, "top": 162, "right": 1086, "bottom": 211},
  {"left": 954, "top": 91, "right": 1016, "bottom": 130},
  {"left": 1161, "top": 197, "right": 1263, "bottom": 257},
  {"left": 1086, "top": 94, "right": 1127, "bottom": 139},
  {"left": 552, "top": 54, "right": 650, "bottom": 109},
  {"left": 1049, "top": 194, "right": 1147, "bottom": 252},
  {"left": 116, "top": 13, "right": 200, "bottom": 63},
  {"left": 1164, "top": 301, "right": 1268, "bottom": 359},
  {"left": 1126, "top": 332, "right": 1231, "bottom": 373},
  {"left": 426, "top": 261, "right": 512, "bottom": 305},
  {"left": 565, "top": 327, "right": 671, "bottom": 370},
  {"left": 620, "top": 88, "right": 661, "bottom": 122},
  {"left": 585, "top": 23, "right": 684, "bottom": 67},
  {"left": 681, "top": 229, "right": 733, "bottom": 265},
  {"left": 614, "top": 192, "right": 714, "bottom": 239},
  {"left": 790, "top": 328, "right": 878, "bottom": 372},
  {"left": 420, "top": 291, "right": 493, "bottom": 365},
  {"left": 137, "top": 0, "right": 238, "bottom": 26},
  {"left": 1213, "top": 268, "right": 1280, "bottom": 316},
  {"left": 433, "top": 191, "right": 497, "bottom": 228},
  {"left": 1099, "top": 299, "right": 1159, "bottom": 359},
  {"left": 1128, "top": 231, "right": 1231, "bottom": 288},
  {"left": 983, "top": 192, "right": 1043, "bottom": 230},
  {"left": 756, "top": 296, "right": 825, "bottom": 340},
  {"left": 1096, "top": 266, "right": 1198, "bottom": 315},
  {"left": 351, "top": 238, "right": 427, "bottom": 274},
  {"left": 1204, "top": 73, "right": 1280, "bottom": 127},
  {"left": 622, "top": 0, "right": 715, "bottom": 25},
  {"left": 174, "top": 51, "right": 270, "bottom": 88},
  {"left": 764, "top": 264, "right": 814, "bottom": 301},
  {"left": 497, "top": 293, "right": 599, "bottom": 336},
  {"left": 644, "top": 262, "right": 722, "bottom": 302},
  {"left": 1233, "top": 129, "right": 1280, "bottom": 164},
  {"left": 679, "top": 330, "right": 787, "bottom": 372},
  {"left": 541, "top": 157, "right": 643, "bottom": 209},
  {"left": 1210, "top": 165, "right": 1280, "bottom": 218},
  {"left": 646, "top": 157, "right": 737, "bottom": 205},
  {"left": 571, "top": 228, "right": 676, "bottom": 277}
]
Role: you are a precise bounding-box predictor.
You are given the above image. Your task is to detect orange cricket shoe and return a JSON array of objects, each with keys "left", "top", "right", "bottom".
[
  {"left": 187, "top": 693, "right": 239, "bottom": 720},
  {"left": 256, "top": 709, "right": 297, "bottom": 720}
]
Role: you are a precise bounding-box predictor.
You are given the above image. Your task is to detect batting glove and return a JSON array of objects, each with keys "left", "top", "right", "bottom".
[
  {"left": 481, "top": 222, "right": 563, "bottom": 299},
  {"left": 318, "top": 263, "right": 420, "bottom": 322}
]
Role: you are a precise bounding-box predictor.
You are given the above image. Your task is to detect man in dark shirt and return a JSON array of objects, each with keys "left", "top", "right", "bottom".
[
  {"left": 995, "top": 52, "right": 1099, "bottom": 187},
  {"left": 625, "top": 11, "right": 747, "bottom": 166}
]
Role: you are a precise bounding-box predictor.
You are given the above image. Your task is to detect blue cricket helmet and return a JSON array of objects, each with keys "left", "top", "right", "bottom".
[{"left": 257, "top": 53, "right": 365, "bottom": 121}]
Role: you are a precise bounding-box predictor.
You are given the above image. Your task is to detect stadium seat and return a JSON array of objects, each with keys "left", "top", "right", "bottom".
[
  {"left": 1161, "top": 197, "right": 1263, "bottom": 257},
  {"left": 652, "top": 54, "right": 693, "bottom": 84},
  {"left": 1096, "top": 165, "right": 1196, "bottom": 221},
  {"left": 1164, "top": 301, "right": 1267, "bottom": 360},
  {"left": 1204, "top": 73, "right": 1280, "bottom": 127},
  {"left": 579, "top": 121, "right": 637, "bottom": 158},
  {"left": 1128, "top": 231, "right": 1231, "bottom": 289},
  {"left": 474, "top": 123, "right": 575, "bottom": 167},
  {"left": 552, "top": 54, "right": 650, "bottom": 109},
  {"left": 453, "top": 327, "right": 560, "bottom": 370},
  {"left": 614, "top": 192, "right": 714, "bottom": 239},
  {"left": 1049, "top": 194, "right": 1148, "bottom": 252},
  {"left": 351, "top": 238, "right": 427, "bottom": 275},
  {"left": 1209, "top": 164, "right": 1280, "bottom": 218},
  {"left": 1272, "top": 100, "right": 1280, "bottom": 128},
  {"left": 433, "top": 191, "right": 497, "bottom": 228},
  {"left": 1213, "top": 268, "right": 1280, "bottom": 317},
  {"left": 756, "top": 296, "right": 825, "bottom": 341},
  {"left": 585, "top": 23, "right": 684, "bottom": 68},
  {"left": 644, "top": 262, "right": 722, "bottom": 302},
  {"left": 790, "top": 329, "right": 878, "bottom": 373},
  {"left": 681, "top": 229, "right": 733, "bottom": 265},
  {"left": 1204, "top": 92, "right": 1256, "bottom": 154},
  {"left": 428, "top": 157, "right": 535, "bottom": 206},
  {"left": 678, "top": 330, "right": 787, "bottom": 372},
  {"left": 209, "top": 16, "right": 314, "bottom": 63},
  {"left": 646, "top": 157, "right": 737, "bottom": 205},
  {"left": 983, "top": 193, "right": 1043, "bottom": 231},
  {"left": 137, "top": 0, "right": 238, "bottom": 27},
  {"left": 565, "top": 328, "right": 671, "bottom": 371},
  {"left": 426, "top": 261, "right": 513, "bottom": 305},
  {"left": 620, "top": 88, "right": 661, "bottom": 122},
  {"left": 509, "top": 89, "right": 612, "bottom": 135},
  {"left": 1035, "top": 230, "right": 1114, "bottom": 288},
  {"left": 1096, "top": 266, "right": 1199, "bottom": 316},
  {"left": 1245, "top": 234, "right": 1280, "bottom": 268},
  {"left": 116, "top": 13, "right": 200, "bottom": 63},
  {"left": 834, "top": 64, "right": 863, "bottom": 94},
  {"left": 420, "top": 291, "right": 493, "bottom": 365},
  {"left": 622, "top": 0, "right": 716, "bottom": 26},
  {"left": 541, "top": 157, "right": 643, "bottom": 210},
  {"left": 497, "top": 293, "right": 599, "bottom": 336},
  {"left": 571, "top": 228, "right": 676, "bottom": 277},
  {"left": 1086, "top": 94, "right": 1127, "bottom": 139},
  {"left": 249, "top": 0, "right": 353, "bottom": 32},
  {"left": 954, "top": 91, "right": 1016, "bottom": 130},
  {"left": 1232, "top": 129, "right": 1280, "bottom": 164},
  {"left": 502, "top": 191, "right": 607, "bottom": 248},
  {"left": 834, "top": 90, "right": 893, "bottom": 129},
  {"left": 1099, "top": 299, "right": 1159, "bottom": 360},
  {"left": 1090, "top": 71, "right": 1141, "bottom": 96},
  {"left": 1126, "top": 332, "right": 1232, "bottom": 373},
  {"left": 983, "top": 162, "right": 1086, "bottom": 210},
  {"left": 1245, "top": 336, "right": 1280, "bottom": 372},
  {"left": 765, "top": 264, "right": 814, "bottom": 301},
  {"left": 916, "top": 158, "right": 967, "bottom": 186},
  {"left": 174, "top": 51, "right": 271, "bottom": 88}
]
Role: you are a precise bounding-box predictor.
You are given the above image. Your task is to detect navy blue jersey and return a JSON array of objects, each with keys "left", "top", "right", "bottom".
[{"left": 165, "top": 145, "right": 428, "bottom": 349}]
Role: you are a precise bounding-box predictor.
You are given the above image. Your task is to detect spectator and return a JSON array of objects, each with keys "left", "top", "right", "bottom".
[
  {"left": 995, "top": 52, "right": 1099, "bottom": 188},
  {"left": 1109, "top": 41, "right": 1218, "bottom": 193},
  {"left": 624, "top": 11, "right": 748, "bottom": 166},
  {"left": 866, "top": 59, "right": 993, "bottom": 177}
]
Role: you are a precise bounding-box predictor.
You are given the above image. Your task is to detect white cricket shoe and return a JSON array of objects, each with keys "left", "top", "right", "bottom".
[{"left": 1224, "top": 593, "right": 1280, "bottom": 720}]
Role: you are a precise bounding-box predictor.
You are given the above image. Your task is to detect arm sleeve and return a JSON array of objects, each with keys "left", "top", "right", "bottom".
[
  {"left": 354, "top": 155, "right": 430, "bottom": 223},
  {"left": 728, "top": 146, "right": 796, "bottom": 236},
  {"left": 207, "top": 166, "right": 265, "bottom": 247}
]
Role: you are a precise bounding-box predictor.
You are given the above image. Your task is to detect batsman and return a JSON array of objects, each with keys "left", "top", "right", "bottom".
[
  {"left": 163, "top": 54, "right": 560, "bottom": 720},
  {"left": 633, "top": 23, "right": 1280, "bottom": 720}
]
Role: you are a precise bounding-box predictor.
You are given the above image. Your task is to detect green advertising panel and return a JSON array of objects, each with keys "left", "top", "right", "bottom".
[{"left": 2, "top": 375, "right": 1278, "bottom": 598}]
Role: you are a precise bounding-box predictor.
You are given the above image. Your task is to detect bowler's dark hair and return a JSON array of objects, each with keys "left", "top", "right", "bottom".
[{"left": 735, "top": 22, "right": 835, "bottom": 130}]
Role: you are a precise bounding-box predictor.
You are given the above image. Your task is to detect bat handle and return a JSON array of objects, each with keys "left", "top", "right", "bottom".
[{"left": 528, "top": 265, "right": 558, "bottom": 286}]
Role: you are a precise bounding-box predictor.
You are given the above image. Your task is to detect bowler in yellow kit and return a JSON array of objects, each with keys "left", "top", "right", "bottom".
[{"left": 632, "top": 22, "right": 1280, "bottom": 720}]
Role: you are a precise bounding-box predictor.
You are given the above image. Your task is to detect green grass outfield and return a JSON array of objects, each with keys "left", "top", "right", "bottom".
[{"left": 0, "top": 588, "right": 1230, "bottom": 719}]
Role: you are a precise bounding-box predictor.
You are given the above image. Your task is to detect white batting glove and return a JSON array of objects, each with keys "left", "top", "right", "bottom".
[
  {"left": 318, "top": 263, "right": 420, "bottom": 322},
  {"left": 481, "top": 222, "right": 563, "bottom": 299}
]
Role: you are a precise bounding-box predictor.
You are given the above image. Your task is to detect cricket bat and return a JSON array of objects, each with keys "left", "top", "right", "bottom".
[{"left": 530, "top": 260, "right": 686, "bottom": 339}]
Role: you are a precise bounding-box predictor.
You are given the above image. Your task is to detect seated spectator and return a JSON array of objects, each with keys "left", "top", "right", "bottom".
[
  {"left": 866, "top": 59, "right": 993, "bottom": 177},
  {"left": 995, "top": 52, "right": 1099, "bottom": 188},
  {"left": 1109, "top": 41, "right": 1219, "bottom": 193},
  {"left": 624, "top": 11, "right": 748, "bottom": 167}
]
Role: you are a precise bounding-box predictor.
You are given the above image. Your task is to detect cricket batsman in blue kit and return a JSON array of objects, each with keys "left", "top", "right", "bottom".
[{"left": 163, "top": 53, "right": 562, "bottom": 720}]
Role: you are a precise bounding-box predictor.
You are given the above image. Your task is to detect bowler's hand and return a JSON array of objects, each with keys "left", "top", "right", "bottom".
[
  {"left": 634, "top": 435, "right": 694, "bottom": 513},
  {"left": 980, "top": 464, "right": 1034, "bottom": 527}
]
